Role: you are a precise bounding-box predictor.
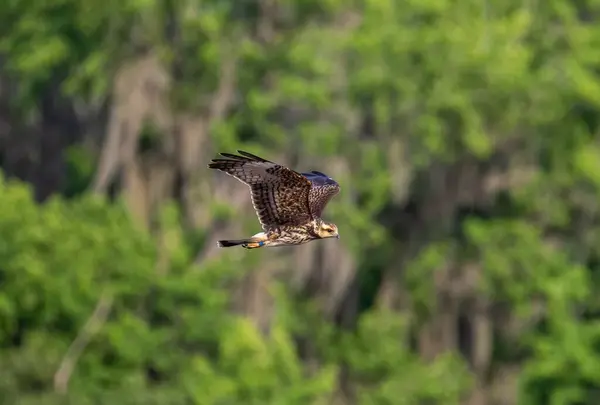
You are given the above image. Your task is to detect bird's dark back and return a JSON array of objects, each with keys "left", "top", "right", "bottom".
[{"left": 301, "top": 171, "right": 338, "bottom": 187}]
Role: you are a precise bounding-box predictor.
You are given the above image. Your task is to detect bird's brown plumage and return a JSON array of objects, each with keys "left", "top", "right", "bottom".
[{"left": 208, "top": 151, "right": 340, "bottom": 235}]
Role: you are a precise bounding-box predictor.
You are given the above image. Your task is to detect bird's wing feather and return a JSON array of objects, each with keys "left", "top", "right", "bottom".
[
  {"left": 302, "top": 171, "right": 341, "bottom": 218},
  {"left": 208, "top": 150, "right": 313, "bottom": 230}
]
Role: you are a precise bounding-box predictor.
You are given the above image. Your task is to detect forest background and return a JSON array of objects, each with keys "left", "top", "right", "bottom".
[{"left": 1, "top": 0, "right": 599, "bottom": 404}]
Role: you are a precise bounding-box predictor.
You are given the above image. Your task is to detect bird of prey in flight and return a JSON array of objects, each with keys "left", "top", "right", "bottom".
[{"left": 208, "top": 150, "right": 340, "bottom": 249}]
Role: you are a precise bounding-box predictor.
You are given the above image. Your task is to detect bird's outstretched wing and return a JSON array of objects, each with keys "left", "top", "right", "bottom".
[
  {"left": 208, "top": 150, "right": 313, "bottom": 230},
  {"left": 301, "top": 171, "right": 341, "bottom": 218}
]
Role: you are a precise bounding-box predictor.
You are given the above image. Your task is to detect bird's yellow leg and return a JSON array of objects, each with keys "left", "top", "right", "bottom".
[
  {"left": 242, "top": 241, "right": 265, "bottom": 249},
  {"left": 241, "top": 232, "right": 268, "bottom": 249}
]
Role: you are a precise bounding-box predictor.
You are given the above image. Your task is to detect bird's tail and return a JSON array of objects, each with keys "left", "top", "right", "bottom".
[{"left": 217, "top": 239, "right": 265, "bottom": 249}]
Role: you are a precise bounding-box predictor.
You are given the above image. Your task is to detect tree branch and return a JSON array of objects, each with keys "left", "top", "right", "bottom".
[{"left": 54, "top": 290, "right": 114, "bottom": 394}]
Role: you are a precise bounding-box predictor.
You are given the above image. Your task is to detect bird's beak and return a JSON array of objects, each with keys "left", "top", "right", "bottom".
[{"left": 336, "top": 234, "right": 340, "bottom": 239}]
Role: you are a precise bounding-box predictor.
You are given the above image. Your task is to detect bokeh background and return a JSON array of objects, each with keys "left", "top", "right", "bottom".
[{"left": 1, "top": 0, "right": 599, "bottom": 404}]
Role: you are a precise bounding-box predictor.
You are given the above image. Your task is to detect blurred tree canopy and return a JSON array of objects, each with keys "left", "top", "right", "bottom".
[{"left": 1, "top": 0, "right": 600, "bottom": 404}]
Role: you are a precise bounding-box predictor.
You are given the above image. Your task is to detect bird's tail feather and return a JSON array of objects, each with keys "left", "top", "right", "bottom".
[
  {"left": 217, "top": 239, "right": 264, "bottom": 249},
  {"left": 217, "top": 239, "right": 250, "bottom": 247}
]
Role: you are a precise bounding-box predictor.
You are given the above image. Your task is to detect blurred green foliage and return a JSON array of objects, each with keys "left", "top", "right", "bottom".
[
  {"left": 1, "top": 0, "right": 600, "bottom": 403},
  {"left": 0, "top": 177, "right": 469, "bottom": 404}
]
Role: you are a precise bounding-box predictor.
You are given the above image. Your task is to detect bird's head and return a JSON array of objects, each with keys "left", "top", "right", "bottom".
[{"left": 316, "top": 221, "right": 339, "bottom": 239}]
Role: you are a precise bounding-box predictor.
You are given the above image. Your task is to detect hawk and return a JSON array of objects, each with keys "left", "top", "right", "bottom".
[{"left": 208, "top": 150, "right": 340, "bottom": 249}]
